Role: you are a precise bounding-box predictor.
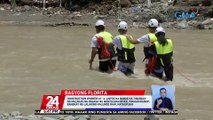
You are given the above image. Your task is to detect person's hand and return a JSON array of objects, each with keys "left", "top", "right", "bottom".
[
  {"left": 126, "top": 35, "right": 133, "bottom": 41},
  {"left": 157, "top": 99, "right": 162, "bottom": 106},
  {"left": 160, "top": 108, "right": 168, "bottom": 111},
  {"left": 89, "top": 59, "right": 93, "bottom": 64}
]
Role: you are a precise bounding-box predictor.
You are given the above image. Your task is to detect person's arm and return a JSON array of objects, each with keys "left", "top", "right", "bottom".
[
  {"left": 89, "top": 36, "right": 98, "bottom": 70},
  {"left": 154, "top": 99, "right": 162, "bottom": 110},
  {"left": 112, "top": 36, "right": 120, "bottom": 47},
  {"left": 89, "top": 47, "right": 97, "bottom": 70},
  {"left": 107, "top": 42, "right": 114, "bottom": 47},
  {"left": 126, "top": 35, "right": 140, "bottom": 44},
  {"left": 128, "top": 35, "right": 150, "bottom": 47}
]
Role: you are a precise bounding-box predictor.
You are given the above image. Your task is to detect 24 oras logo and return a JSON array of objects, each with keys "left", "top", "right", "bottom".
[{"left": 40, "top": 95, "right": 60, "bottom": 110}]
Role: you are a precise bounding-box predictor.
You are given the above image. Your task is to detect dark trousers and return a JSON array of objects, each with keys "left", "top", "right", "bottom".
[
  {"left": 99, "top": 60, "right": 116, "bottom": 72},
  {"left": 165, "top": 64, "right": 173, "bottom": 81},
  {"left": 153, "top": 64, "right": 173, "bottom": 81}
]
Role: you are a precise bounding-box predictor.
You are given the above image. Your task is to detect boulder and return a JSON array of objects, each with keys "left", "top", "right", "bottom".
[
  {"left": 144, "top": 115, "right": 160, "bottom": 120},
  {"left": 10, "top": 111, "right": 22, "bottom": 117},
  {"left": 43, "top": 116, "right": 57, "bottom": 120},
  {"left": 0, "top": 7, "right": 5, "bottom": 11},
  {"left": 0, "top": 113, "right": 4, "bottom": 120},
  {"left": 64, "top": 115, "right": 76, "bottom": 120},
  {"left": 77, "top": 117, "right": 88, "bottom": 120},
  {"left": 120, "top": 0, "right": 132, "bottom": 8},
  {"left": 177, "top": 19, "right": 189, "bottom": 29},
  {"left": 24, "top": 5, "right": 32, "bottom": 11},
  {"left": 201, "top": 0, "right": 212, "bottom": 6},
  {"left": 130, "top": 0, "right": 139, "bottom": 4}
]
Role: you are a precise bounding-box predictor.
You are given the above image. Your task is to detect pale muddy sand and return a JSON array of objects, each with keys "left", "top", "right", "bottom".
[{"left": 0, "top": 25, "right": 212, "bottom": 120}]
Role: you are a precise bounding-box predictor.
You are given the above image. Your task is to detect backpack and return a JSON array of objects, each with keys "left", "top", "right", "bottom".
[
  {"left": 97, "top": 36, "right": 111, "bottom": 59},
  {"left": 144, "top": 56, "right": 157, "bottom": 75}
]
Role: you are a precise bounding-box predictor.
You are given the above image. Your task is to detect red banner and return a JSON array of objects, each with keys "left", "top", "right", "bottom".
[{"left": 60, "top": 90, "right": 145, "bottom": 96}]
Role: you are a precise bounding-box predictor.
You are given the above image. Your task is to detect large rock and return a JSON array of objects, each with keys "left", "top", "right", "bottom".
[
  {"left": 10, "top": 111, "right": 22, "bottom": 117},
  {"left": 120, "top": 0, "right": 132, "bottom": 8},
  {"left": 2, "top": 112, "right": 10, "bottom": 119},
  {"left": 130, "top": 0, "right": 139, "bottom": 4},
  {"left": 43, "top": 116, "right": 57, "bottom": 120},
  {"left": 77, "top": 117, "right": 88, "bottom": 120},
  {"left": 144, "top": 115, "right": 160, "bottom": 120},
  {"left": 205, "top": 9, "right": 213, "bottom": 18},
  {"left": 27, "top": 114, "right": 42, "bottom": 120},
  {"left": 24, "top": 5, "right": 32, "bottom": 11},
  {"left": 75, "top": 115, "right": 91, "bottom": 120},
  {"left": 0, "top": 113, "right": 4, "bottom": 120},
  {"left": 201, "top": 0, "right": 212, "bottom": 6},
  {"left": 177, "top": 19, "right": 189, "bottom": 29},
  {"left": 201, "top": 18, "right": 213, "bottom": 25},
  {"left": 15, "top": 115, "right": 38, "bottom": 120},
  {"left": 64, "top": 115, "right": 76, "bottom": 120},
  {"left": 99, "top": 118, "right": 113, "bottom": 120}
]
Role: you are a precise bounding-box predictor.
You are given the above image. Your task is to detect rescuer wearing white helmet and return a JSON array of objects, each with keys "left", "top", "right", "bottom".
[
  {"left": 126, "top": 18, "right": 159, "bottom": 75},
  {"left": 112, "top": 21, "right": 136, "bottom": 76},
  {"left": 149, "top": 26, "right": 174, "bottom": 81},
  {"left": 89, "top": 20, "right": 116, "bottom": 72}
]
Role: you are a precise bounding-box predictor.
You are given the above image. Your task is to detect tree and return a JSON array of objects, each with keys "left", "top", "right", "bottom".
[{"left": 11, "top": 0, "right": 17, "bottom": 9}]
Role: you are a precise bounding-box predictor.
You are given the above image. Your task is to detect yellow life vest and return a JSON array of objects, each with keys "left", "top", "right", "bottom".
[
  {"left": 148, "top": 33, "right": 158, "bottom": 45},
  {"left": 119, "top": 35, "right": 135, "bottom": 49},
  {"left": 96, "top": 31, "right": 115, "bottom": 59},
  {"left": 154, "top": 39, "right": 173, "bottom": 55},
  {"left": 97, "top": 31, "right": 113, "bottom": 44},
  {"left": 117, "top": 35, "right": 135, "bottom": 63}
]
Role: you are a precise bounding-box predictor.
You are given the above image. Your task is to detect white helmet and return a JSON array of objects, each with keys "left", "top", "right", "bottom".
[
  {"left": 155, "top": 26, "right": 165, "bottom": 34},
  {"left": 95, "top": 20, "right": 105, "bottom": 26},
  {"left": 148, "top": 18, "right": 159, "bottom": 28},
  {"left": 118, "top": 21, "right": 128, "bottom": 30}
]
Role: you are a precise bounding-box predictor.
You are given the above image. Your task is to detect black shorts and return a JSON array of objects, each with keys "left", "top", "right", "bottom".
[{"left": 99, "top": 60, "right": 116, "bottom": 72}]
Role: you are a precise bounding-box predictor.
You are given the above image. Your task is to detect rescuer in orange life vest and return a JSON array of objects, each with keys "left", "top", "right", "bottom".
[
  {"left": 126, "top": 18, "right": 159, "bottom": 75},
  {"left": 89, "top": 20, "right": 116, "bottom": 72}
]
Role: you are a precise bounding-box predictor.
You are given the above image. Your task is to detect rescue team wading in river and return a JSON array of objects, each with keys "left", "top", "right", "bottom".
[{"left": 89, "top": 19, "right": 173, "bottom": 81}]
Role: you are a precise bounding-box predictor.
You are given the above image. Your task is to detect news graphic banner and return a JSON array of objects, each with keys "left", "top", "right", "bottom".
[{"left": 35, "top": 90, "right": 178, "bottom": 115}]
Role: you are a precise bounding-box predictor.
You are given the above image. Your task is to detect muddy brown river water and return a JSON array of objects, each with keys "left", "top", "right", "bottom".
[{"left": 0, "top": 26, "right": 212, "bottom": 120}]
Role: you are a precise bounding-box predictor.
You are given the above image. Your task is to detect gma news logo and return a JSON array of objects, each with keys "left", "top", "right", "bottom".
[{"left": 174, "top": 8, "right": 199, "bottom": 19}]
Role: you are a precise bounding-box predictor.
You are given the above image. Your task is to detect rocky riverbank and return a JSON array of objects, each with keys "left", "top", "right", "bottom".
[
  {"left": 0, "top": 111, "right": 92, "bottom": 120},
  {"left": 0, "top": 111, "right": 102, "bottom": 120},
  {"left": 0, "top": 111, "right": 163, "bottom": 120},
  {"left": 0, "top": 2, "right": 212, "bottom": 29}
]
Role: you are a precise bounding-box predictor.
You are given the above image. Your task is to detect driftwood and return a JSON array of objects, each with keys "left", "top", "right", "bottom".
[{"left": 43, "top": 21, "right": 90, "bottom": 27}]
